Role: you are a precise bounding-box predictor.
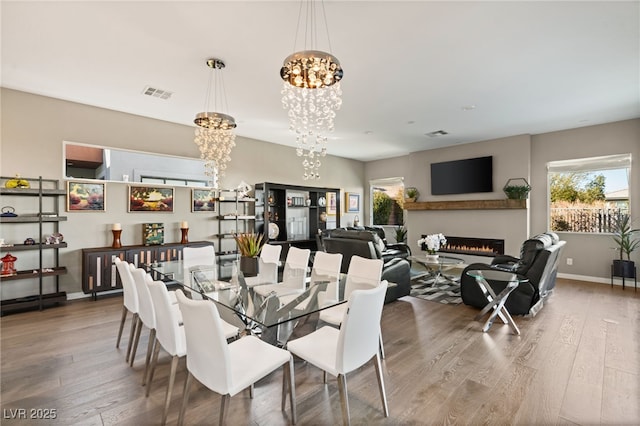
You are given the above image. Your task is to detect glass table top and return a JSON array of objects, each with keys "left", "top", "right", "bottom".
[
  {"left": 410, "top": 255, "right": 465, "bottom": 266},
  {"left": 148, "top": 260, "right": 348, "bottom": 329}
]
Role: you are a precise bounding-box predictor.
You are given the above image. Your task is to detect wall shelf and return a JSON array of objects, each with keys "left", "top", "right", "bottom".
[{"left": 404, "top": 199, "right": 527, "bottom": 211}]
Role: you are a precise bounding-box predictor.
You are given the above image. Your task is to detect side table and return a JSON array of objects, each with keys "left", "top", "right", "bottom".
[{"left": 465, "top": 269, "right": 529, "bottom": 335}]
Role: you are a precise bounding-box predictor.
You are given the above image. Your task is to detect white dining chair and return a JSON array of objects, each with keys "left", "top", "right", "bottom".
[
  {"left": 183, "top": 245, "right": 216, "bottom": 284},
  {"left": 253, "top": 246, "right": 310, "bottom": 298},
  {"left": 114, "top": 258, "right": 139, "bottom": 363},
  {"left": 175, "top": 290, "right": 297, "bottom": 426},
  {"left": 146, "top": 279, "right": 187, "bottom": 425},
  {"left": 286, "top": 281, "right": 389, "bottom": 426},
  {"left": 129, "top": 266, "right": 157, "bottom": 384},
  {"left": 244, "top": 243, "right": 282, "bottom": 287},
  {"left": 318, "top": 256, "right": 386, "bottom": 358},
  {"left": 279, "top": 251, "right": 342, "bottom": 310}
]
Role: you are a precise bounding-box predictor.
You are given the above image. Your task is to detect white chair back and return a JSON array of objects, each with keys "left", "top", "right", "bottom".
[
  {"left": 130, "top": 266, "right": 156, "bottom": 329},
  {"left": 311, "top": 251, "right": 343, "bottom": 304},
  {"left": 147, "top": 280, "right": 185, "bottom": 357},
  {"left": 337, "top": 280, "right": 388, "bottom": 373},
  {"left": 175, "top": 290, "right": 232, "bottom": 395},
  {"left": 115, "top": 258, "right": 138, "bottom": 313},
  {"left": 344, "top": 256, "right": 383, "bottom": 298},
  {"left": 257, "top": 244, "right": 282, "bottom": 284},
  {"left": 281, "top": 247, "right": 310, "bottom": 290},
  {"left": 183, "top": 245, "right": 216, "bottom": 297}
]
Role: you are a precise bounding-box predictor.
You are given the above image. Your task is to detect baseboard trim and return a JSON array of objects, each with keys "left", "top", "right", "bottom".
[
  {"left": 557, "top": 272, "right": 631, "bottom": 287},
  {"left": 67, "top": 289, "right": 123, "bottom": 300}
]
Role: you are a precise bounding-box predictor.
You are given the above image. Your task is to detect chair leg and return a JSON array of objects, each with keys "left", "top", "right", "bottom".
[
  {"left": 177, "top": 372, "right": 193, "bottom": 426},
  {"left": 129, "top": 317, "right": 143, "bottom": 366},
  {"left": 249, "top": 384, "right": 254, "bottom": 399},
  {"left": 373, "top": 353, "right": 389, "bottom": 417},
  {"left": 219, "top": 394, "right": 230, "bottom": 426},
  {"left": 287, "top": 357, "right": 297, "bottom": 424},
  {"left": 125, "top": 313, "right": 138, "bottom": 363},
  {"left": 337, "top": 373, "right": 350, "bottom": 426},
  {"left": 378, "top": 327, "right": 386, "bottom": 359},
  {"left": 146, "top": 338, "right": 162, "bottom": 398},
  {"left": 116, "top": 306, "right": 128, "bottom": 348},
  {"left": 143, "top": 328, "right": 156, "bottom": 385},
  {"left": 161, "top": 355, "right": 180, "bottom": 425}
]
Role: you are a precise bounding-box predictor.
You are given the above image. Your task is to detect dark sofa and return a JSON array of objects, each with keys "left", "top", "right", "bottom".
[
  {"left": 460, "top": 232, "right": 566, "bottom": 316},
  {"left": 319, "top": 227, "right": 411, "bottom": 303}
]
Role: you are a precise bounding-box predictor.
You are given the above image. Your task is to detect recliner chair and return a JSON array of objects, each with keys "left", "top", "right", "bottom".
[
  {"left": 460, "top": 232, "right": 566, "bottom": 316},
  {"left": 320, "top": 228, "right": 411, "bottom": 303}
]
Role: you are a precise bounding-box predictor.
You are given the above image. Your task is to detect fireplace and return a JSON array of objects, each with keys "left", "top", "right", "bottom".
[{"left": 421, "top": 235, "right": 505, "bottom": 257}]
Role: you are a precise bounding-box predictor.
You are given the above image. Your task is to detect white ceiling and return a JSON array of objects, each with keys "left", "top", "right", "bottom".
[{"left": 2, "top": 1, "right": 639, "bottom": 162}]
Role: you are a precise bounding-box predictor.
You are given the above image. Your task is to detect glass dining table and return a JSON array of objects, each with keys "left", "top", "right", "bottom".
[{"left": 147, "top": 260, "right": 347, "bottom": 346}]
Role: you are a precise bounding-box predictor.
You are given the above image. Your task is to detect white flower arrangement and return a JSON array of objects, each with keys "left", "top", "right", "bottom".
[{"left": 417, "top": 233, "right": 447, "bottom": 255}]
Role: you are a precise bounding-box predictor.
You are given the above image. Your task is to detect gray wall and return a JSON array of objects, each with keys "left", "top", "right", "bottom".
[
  {"left": 1, "top": 88, "right": 365, "bottom": 297},
  {"left": 365, "top": 119, "right": 640, "bottom": 282}
]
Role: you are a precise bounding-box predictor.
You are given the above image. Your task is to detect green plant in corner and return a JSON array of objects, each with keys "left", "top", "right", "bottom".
[
  {"left": 233, "top": 232, "right": 264, "bottom": 257},
  {"left": 394, "top": 225, "right": 408, "bottom": 243},
  {"left": 611, "top": 215, "right": 640, "bottom": 261}
]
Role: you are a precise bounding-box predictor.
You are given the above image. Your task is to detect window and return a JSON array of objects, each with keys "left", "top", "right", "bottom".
[
  {"left": 370, "top": 177, "right": 404, "bottom": 226},
  {"left": 548, "top": 154, "right": 631, "bottom": 233}
]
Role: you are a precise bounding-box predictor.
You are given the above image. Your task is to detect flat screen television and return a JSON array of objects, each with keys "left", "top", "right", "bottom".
[{"left": 430, "top": 156, "right": 493, "bottom": 195}]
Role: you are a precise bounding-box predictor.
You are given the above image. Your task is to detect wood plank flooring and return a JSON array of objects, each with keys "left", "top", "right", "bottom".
[{"left": 1, "top": 278, "right": 638, "bottom": 425}]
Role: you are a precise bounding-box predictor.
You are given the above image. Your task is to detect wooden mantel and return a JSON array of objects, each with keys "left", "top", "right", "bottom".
[{"left": 404, "top": 199, "right": 527, "bottom": 211}]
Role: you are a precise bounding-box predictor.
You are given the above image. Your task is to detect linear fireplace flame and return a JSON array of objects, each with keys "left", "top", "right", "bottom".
[{"left": 421, "top": 235, "right": 505, "bottom": 257}]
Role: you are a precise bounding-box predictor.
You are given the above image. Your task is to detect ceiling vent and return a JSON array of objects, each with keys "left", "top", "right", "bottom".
[
  {"left": 142, "top": 86, "right": 172, "bottom": 100},
  {"left": 425, "top": 130, "right": 449, "bottom": 137}
]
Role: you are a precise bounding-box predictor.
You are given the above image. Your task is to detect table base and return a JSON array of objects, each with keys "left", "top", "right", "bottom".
[{"left": 473, "top": 277, "right": 521, "bottom": 335}]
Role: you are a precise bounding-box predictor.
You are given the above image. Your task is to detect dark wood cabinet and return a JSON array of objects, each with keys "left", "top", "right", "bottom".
[{"left": 81, "top": 241, "right": 213, "bottom": 297}]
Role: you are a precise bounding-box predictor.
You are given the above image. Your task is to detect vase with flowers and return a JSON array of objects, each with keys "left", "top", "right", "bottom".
[{"left": 418, "top": 233, "right": 447, "bottom": 262}]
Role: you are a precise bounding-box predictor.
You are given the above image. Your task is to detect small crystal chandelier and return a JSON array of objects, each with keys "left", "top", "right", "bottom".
[
  {"left": 194, "top": 58, "right": 236, "bottom": 184},
  {"left": 281, "top": 0, "right": 344, "bottom": 180}
]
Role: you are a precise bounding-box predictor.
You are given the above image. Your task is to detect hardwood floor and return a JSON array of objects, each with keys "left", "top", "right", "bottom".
[{"left": 1, "top": 278, "right": 638, "bottom": 425}]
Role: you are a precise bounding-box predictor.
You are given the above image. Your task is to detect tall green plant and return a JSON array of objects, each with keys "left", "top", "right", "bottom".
[
  {"left": 394, "top": 225, "right": 407, "bottom": 243},
  {"left": 233, "top": 232, "right": 264, "bottom": 257},
  {"left": 612, "top": 215, "right": 640, "bottom": 260}
]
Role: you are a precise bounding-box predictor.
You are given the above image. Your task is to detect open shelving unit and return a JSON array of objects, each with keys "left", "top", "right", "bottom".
[{"left": 0, "top": 176, "right": 68, "bottom": 314}]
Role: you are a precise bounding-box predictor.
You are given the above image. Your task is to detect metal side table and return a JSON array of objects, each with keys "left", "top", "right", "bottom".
[{"left": 465, "top": 269, "right": 529, "bottom": 335}]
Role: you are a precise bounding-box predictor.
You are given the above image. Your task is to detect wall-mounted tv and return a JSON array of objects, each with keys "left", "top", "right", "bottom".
[{"left": 430, "top": 156, "right": 493, "bottom": 195}]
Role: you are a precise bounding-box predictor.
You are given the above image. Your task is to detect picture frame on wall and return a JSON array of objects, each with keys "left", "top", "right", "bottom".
[
  {"left": 345, "top": 192, "right": 360, "bottom": 213},
  {"left": 128, "top": 186, "right": 174, "bottom": 212},
  {"left": 66, "top": 181, "right": 106, "bottom": 212},
  {"left": 191, "top": 188, "right": 217, "bottom": 212},
  {"left": 327, "top": 192, "right": 337, "bottom": 215}
]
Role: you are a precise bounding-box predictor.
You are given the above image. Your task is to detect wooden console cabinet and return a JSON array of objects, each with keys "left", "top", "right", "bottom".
[{"left": 81, "top": 241, "right": 213, "bottom": 297}]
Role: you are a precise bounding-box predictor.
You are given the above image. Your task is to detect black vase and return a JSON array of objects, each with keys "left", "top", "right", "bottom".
[
  {"left": 612, "top": 259, "right": 636, "bottom": 278},
  {"left": 240, "top": 256, "right": 259, "bottom": 277}
]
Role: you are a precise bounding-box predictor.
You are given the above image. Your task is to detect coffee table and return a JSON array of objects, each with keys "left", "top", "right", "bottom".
[
  {"left": 410, "top": 255, "right": 465, "bottom": 285},
  {"left": 465, "top": 269, "right": 529, "bottom": 335}
]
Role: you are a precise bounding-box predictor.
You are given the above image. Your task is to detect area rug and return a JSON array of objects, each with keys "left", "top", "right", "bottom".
[{"left": 410, "top": 277, "right": 462, "bottom": 305}]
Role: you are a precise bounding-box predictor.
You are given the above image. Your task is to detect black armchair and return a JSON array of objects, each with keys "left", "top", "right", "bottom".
[
  {"left": 460, "top": 232, "right": 566, "bottom": 316},
  {"left": 319, "top": 227, "right": 411, "bottom": 303}
]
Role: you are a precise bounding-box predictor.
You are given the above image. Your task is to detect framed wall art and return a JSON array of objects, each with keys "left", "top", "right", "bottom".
[
  {"left": 128, "top": 186, "right": 174, "bottom": 212},
  {"left": 345, "top": 192, "right": 360, "bottom": 213},
  {"left": 192, "top": 188, "right": 217, "bottom": 212},
  {"left": 327, "top": 192, "right": 337, "bottom": 215},
  {"left": 66, "top": 181, "right": 106, "bottom": 212}
]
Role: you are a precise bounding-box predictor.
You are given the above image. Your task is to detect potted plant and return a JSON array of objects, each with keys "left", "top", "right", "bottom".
[
  {"left": 234, "top": 232, "right": 264, "bottom": 277},
  {"left": 611, "top": 215, "right": 639, "bottom": 279},
  {"left": 394, "top": 225, "right": 407, "bottom": 243},
  {"left": 503, "top": 178, "right": 531, "bottom": 200},
  {"left": 405, "top": 187, "right": 419, "bottom": 202}
]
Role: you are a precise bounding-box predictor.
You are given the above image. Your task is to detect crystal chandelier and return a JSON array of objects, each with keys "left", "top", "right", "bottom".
[
  {"left": 194, "top": 58, "right": 236, "bottom": 183},
  {"left": 280, "top": 1, "right": 344, "bottom": 180}
]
